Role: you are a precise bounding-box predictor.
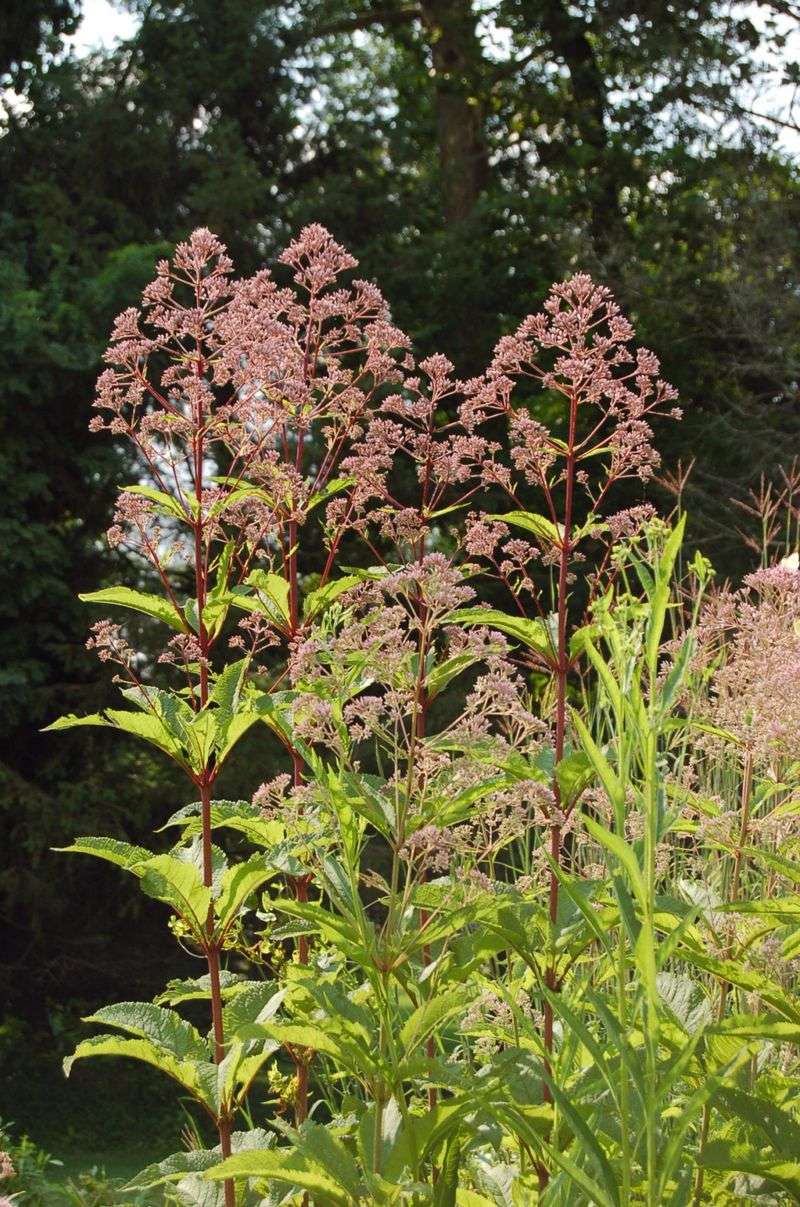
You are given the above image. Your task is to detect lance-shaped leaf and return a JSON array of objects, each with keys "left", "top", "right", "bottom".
[
  {"left": 380, "top": 1099, "right": 479, "bottom": 1181},
  {"left": 122, "top": 482, "right": 193, "bottom": 522},
  {"left": 583, "top": 816, "right": 647, "bottom": 914},
  {"left": 55, "top": 835, "right": 152, "bottom": 872},
  {"left": 308, "top": 476, "right": 355, "bottom": 512},
  {"left": 303, "top": 574, "right": 360, "bottom": 620},
  {"left": 571, "top": 711, "right": 626, "bottom": 820},
  {"left": 487, "top": 510, "right": 563, "bottom": 546},
  {"left": 126, "top": 1129, "right": 274, "bottom": 1191},
  {"left": 184, "top": 709, "right": 218, "bottom": 772},
  {"left": 139, "top": 853, "right": 212, "bottom": 934},
  {"left": 208, "top": 1120, "right": 364, "bottom": 1203},
  {"left": 64, "top": 1034, "right": 218, "bottom": 1112},
  {"left": 447, "top": 607, "right": 553, "bottom": 660},
  {"left": 79, "top": 585, "right": 187, "bottom": 632},
  {"left": 214, "top": 857, "right": 274, "bottom": 938},
  {"left": 44, "top": 708, "right": 190, "bottom": 769},
  {"left": 83, "top": 1001, "right": 207, "bottom": 1060},
  {"left": 425, "top": 652, "right": 477, "bottom": 699},
  {"left": 645, "top": 513, "right": 686, "bottom": 676},
  {"left": 156, "top": 971, "right": 246, "bottom": 1007},
  {"left": 64, "top": 1003, "right": 217, "bottom": 1112},
  {"left": 203, "top": 539, "right": 237, "bottom": 639},
  {"left": 160, "top": 799, "right": 284, "bottom": 849},
  {"left": 205, "top": 1143, "right": 355, "bottom": 1206},
  {"left": 718, "top": 1086, "right": 800, "bottom": 1155},
  {"left": 399, "top": 991, "right": 466, "bottom": 1062},
  {"left": 240, "top": 1020, "right": 379, "bottom": 1083},
  {"left": 242, "top": 570, "right": 291, "bottom": 624},
  {"left": 698, "top": 1140, "right": 800, "bottom": 1196},
  {"left": 223, "top": 983, "right": 286, "bottom": 1037},
  {"left": 272, "top": 898, "right": 374, "bottom": 964},
  {"left": 216, "top": 1037, "right": 280, "bottom": 1112},
  {"left": 712, "top": 1012, "right": 800, "bottom": 1043}
]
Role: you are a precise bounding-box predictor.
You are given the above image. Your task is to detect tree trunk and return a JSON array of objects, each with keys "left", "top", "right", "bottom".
[
  {"left": 533, "top": 0, "right": 621, "bottom": 259},
  {"left": 419, "top": 0, "right": 489, "bottom": 222}
]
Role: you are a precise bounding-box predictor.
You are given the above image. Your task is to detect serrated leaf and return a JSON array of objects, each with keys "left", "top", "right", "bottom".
[
  {"left": 399, "top": 992, "right": 465, "bottom": 1059},
  {"left": 487, "top": 511, "right": 562, "bottom": 545},
  {"left": 47, "top": 706, "right": 190, "bottom": 766},
  {"left": 223, "top": 983, "right": 285, "bottom": 1036},
  {"left": 309, "top": 476, "right": 355, "bottom": 512},
  {"left": 160, "top": 799, "right": 284, "bottom": 848},
  {"left": 426, "top": 653, "right": 476, "bottom": 698},
  {"left": 244, "top": 571, "right": 290, "bottom": 623},
  {"left": 122, "top": 483, "right": 193, "bottom": 521},
  {"left": 139, "top": 853, "right": 211, "bottom": 932},
  {"left": 84, "top": 1001, "right": 207, "bottom": 1060},
  {"left": 214, "top": 857, "right": 274, "bottom": 936},
  {"left": 303, "top": 575, "right": 360, "bottom": 620},
  {"left": 205, "top": 1146, "right": 354, "bottom": 1205},
  {"left": 698, "top": 1139, "right": 800, "bottom": 1195},
  {"left": 156, "top": 971, "right": 246, "bottom": 1007},
  {"left": 55, "top": 835, "right": 151, "bottom": 872},
  {"left": 64, "top": 1034, "right": 217, "bottom": 1111},
  {"left": 79, "top": 586, "right": 186, "bottom": 632},
  {"left": 447, "top": 608, "right": 553, "bottom": 659}
]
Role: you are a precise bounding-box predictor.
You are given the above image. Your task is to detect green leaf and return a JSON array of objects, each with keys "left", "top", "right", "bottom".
[
  {"left": 64, "top": 1035, "right": 217, "bottom": 1111},
  {"left": 554, "top": 750, "right": 593, "bottom": 810},
  {"left": 309, "top": 476, "right": 355, "bottom": 512},
  {"left": 156, "top": 972, "right": 246, "bottom": 1007},
  {"left": 205, "top": 1146, "right": 354, "bottom": 1205},
  {"left": 139, "top": 853, "right": 211, "bottom": 932},
  {"left": 160, "top": 800, "right": 284, "bottom": 848},
  {"left": 718, "top": 1085, "right": 800, "bottom": 1154},
  {"left": 214, "top": 857, "right": 273, "bottom": 937},
  {"left": 43, "top": 712, "right": 111, "bottom": 732},
  {"left": 122, "top": 483, "right": 192, "bottom": 522},
  {"left": 426, "top": 653, "right": 476, "bottom": 698},
  {"left": 222, "top": 983, "right": 286, "bottom": 1037},
  {"left": 295, "top": 1122, "right": 363, "bottom": 1200},
  {"left": 243, "top": 570, "right": 290, "bottom": 623},
  {"left": 55, "top": 835, "right": 151, "bottom": 872},
  {"left": 712, "top": 1013, "right": 800, "bottom": 1043},
  {"left": 645, "top": 514, "right": 685, "bottom": 675},
  {"left": 399, "top": 992, "right": 465, "bottom": 1059},
  {"left": 583, "top": 816, "right": 647, "bottom": 913},
  {"left": 571, "top": 713, "right": 625, "bottom": 819},
  {"left": 126, "top": 1131, "right": 273, "bottom": 1191},
  {"left": 434, "top": 1135, "right": 461, "bottom": 1207},
  {"left": 241, "top": 1021, "right": 376, "bottom": 1081},
  {"left": 382, "top": 1100, "right": 476, "bottom": 1180},
  {"left": 303, "top": 575, "right": 360, "bottom": 620},
  {"left": 698, "top": 1140, "right": 800, "bottom": 1196},
  {"left": 487, "top": 511, "right": 562, "bottom": 545},
  {"left": 83, "top": 1001, "right": 207, "bottom": 1060},
  {"left": 79, "top": 585, "right": 186, "bottom": 632},
  {"left": 448, "top": 607, "right": 553, "bottom": 659},
  {"left": 46, "top": 706, "right": 190, "bottom": 766}
]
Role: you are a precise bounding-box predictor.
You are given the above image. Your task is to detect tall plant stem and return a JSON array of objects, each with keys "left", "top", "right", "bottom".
[
  {"left": 193, "top": 372, "right": 235, "bottom": 1207},
  {"left": 543, "top": 389, "right": 578, "bottom": 1092},
  {"left": 692, "top": 749, "right": 754, "bottom": 1207},
  {"left": 286, "top": 426, "right": 312, "bottom": 1131}
]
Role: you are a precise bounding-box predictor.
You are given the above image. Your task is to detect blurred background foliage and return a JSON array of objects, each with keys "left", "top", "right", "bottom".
[{"left": 2, "top": 0, "right": 800, "bottom": 1162}]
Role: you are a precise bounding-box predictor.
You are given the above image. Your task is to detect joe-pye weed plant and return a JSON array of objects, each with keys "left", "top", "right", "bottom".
[
  {"left": 50, "top": 227, "right": 800, "bottom": 1204},
  {"left": 47, "top": 225, "right": 414, "bottom": 1204}
]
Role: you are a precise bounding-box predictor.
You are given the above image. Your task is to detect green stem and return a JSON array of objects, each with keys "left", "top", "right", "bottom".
[{"left": 692, "top": 749, "right": 754, "bottom": 1206}]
